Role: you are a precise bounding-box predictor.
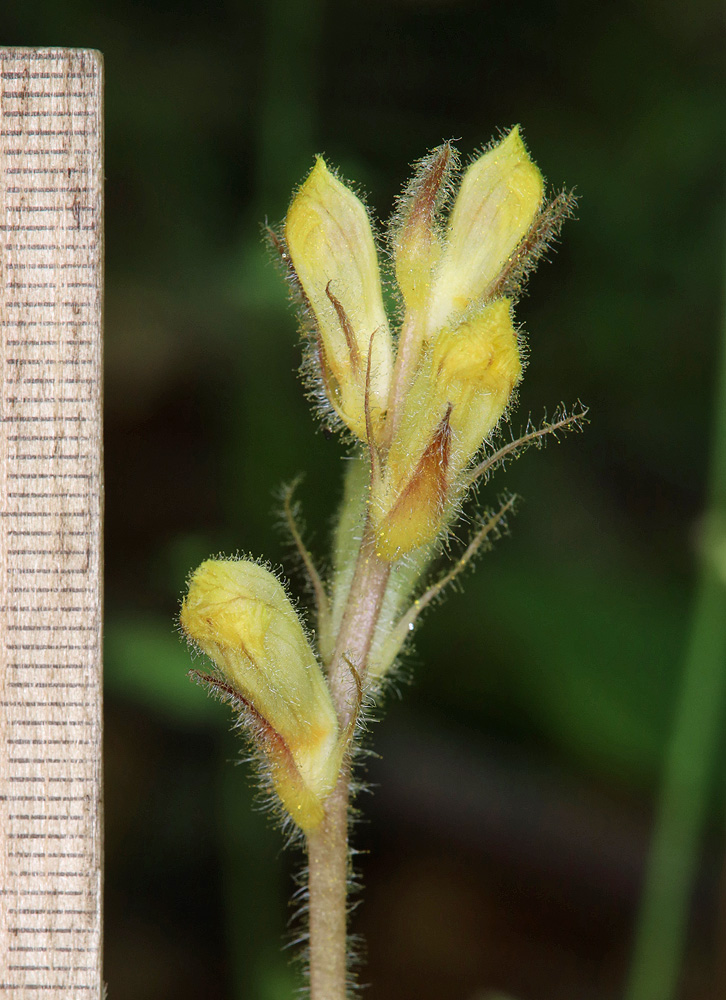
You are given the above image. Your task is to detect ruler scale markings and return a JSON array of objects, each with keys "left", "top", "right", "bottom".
[{"left": 0, "top": 50, "right": 103, "bottom": 998}]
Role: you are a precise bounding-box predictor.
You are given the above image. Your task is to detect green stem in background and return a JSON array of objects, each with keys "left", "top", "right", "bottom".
[{"left": 625, "top": 215, "right": 726, "bottom": 1000}]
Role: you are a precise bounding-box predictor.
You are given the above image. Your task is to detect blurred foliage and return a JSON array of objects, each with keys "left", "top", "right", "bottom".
[{"left": 1, "top": 0, "right": 724, "bottom": 997}]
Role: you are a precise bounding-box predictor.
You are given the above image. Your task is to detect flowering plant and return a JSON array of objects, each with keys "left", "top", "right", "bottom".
[{"left": 180, "top": 127, "right": 583, "bottom": 998}]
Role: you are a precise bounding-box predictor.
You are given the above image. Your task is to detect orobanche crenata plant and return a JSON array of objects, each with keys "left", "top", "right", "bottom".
[{"left": 180, "top": 127, "right": 584, "bottom": 998}]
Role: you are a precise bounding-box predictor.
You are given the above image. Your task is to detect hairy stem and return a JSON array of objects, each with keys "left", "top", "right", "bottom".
[
  {"left": 306, "top": 771, "right": 351, "bottom": 999},
  {"left": 305, "top": 525, "right": 391, "bottom": 1000}
]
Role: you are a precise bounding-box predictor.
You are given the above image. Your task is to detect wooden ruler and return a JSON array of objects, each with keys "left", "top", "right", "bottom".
[{"left": 0, "top": 50, "right": 104, "bottom": 997}]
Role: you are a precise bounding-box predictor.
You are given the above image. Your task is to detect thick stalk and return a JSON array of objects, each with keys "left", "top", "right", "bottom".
[{"left": 306, "top": 526, "right": 391, "bottom": 1000}]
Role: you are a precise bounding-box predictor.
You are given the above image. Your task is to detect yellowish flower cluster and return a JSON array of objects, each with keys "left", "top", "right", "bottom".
[
  {"left": 181, "top": 130, "right": 554, "bottom": 831},
  {"left": 285, "top": 128, "right": 543, "bottom": 557}
]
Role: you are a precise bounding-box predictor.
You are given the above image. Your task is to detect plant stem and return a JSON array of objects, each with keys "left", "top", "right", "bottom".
[
  {"left": 306, "top": 772, "right": 351, "bottom": 1000},
  {"left": 306, "top": 526, "right": 391, "bottom": 1000},
  {"left": 328, "top": 530, "right": 392, "bottom": 719},
  {"left": 624, "top": 209, "right": 726, "bottom": 1000}
]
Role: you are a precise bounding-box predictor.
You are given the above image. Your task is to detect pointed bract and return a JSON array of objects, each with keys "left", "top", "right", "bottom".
[
  {"left": 375, "top": 408, "right": 452, "bottom": 560},
  {"left": 392, "top": 142, "right": 457, "bottom": 319}
]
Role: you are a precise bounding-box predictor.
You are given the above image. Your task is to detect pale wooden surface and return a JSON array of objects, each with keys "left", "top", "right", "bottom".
[{"left": 0, "top": 49, "right": 104, "bottom": 997}]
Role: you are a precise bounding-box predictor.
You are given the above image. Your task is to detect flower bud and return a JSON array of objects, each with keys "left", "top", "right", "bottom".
[
  {"left": 425, "top": 127, "right": 543, "bottom": 336},
  {"left": 180, "top": 558, "right": 341, "bottom": 831},
  {"left": 374, "top": 300, "right": 521, "bottom": 558},
  {"left": 285, "top": 157, "right": 393, "bottom": 442}
]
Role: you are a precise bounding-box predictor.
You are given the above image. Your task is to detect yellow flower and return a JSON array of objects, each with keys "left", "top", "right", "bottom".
[
  {"left": 180, "top": 558, "right": 341, "bottom": 831},
  {"left": 424, "top": 127, "right": 543, "bottom": 336},
  {"left": 373, "top": 300, "right": 522, "bottom": 558},
  {"left": 285, "top": 158, "right": 393, "bottom": 442}
]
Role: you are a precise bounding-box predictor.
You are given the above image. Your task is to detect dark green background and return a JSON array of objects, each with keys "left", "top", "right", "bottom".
[{"left": 2, "top": 1, "right": 724, "bottom": 998}]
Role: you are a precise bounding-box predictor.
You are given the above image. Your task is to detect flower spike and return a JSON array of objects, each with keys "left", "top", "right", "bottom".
[{"left": 181, "top": 127, "right": 582, "bottom": 998}]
